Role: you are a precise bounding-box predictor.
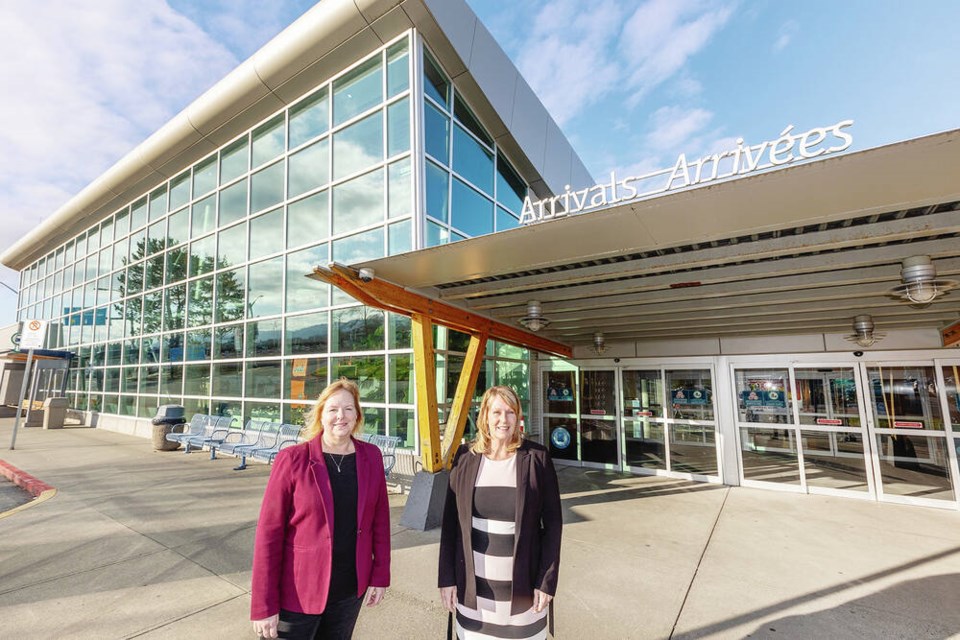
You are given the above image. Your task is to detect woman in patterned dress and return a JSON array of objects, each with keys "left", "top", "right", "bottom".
[{"left": 438, "top": 386, "right": 563, "bottom": 640}]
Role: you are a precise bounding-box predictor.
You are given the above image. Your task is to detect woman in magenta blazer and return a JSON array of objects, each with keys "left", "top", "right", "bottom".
[{"left": 251, "top": 379, "right": 391, "bottom": 639}]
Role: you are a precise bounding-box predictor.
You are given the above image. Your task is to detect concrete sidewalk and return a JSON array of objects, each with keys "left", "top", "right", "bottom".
[{"left": 1, "top": 419, "right": 959, "bottom": 639}]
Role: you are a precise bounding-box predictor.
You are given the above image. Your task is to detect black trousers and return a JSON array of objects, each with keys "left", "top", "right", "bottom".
[{"left": 276, "top": 596, "right": 364, "bottom": 640}]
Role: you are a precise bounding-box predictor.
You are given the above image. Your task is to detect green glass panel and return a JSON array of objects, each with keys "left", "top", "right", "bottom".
[
  {"left": 185, "top": 328, "right": 211, "bottom": 360},
  {"left": 284, "top": 357, "right": 328, "bottom": 402},
  {"left": 389, "top": 354, "right": 413, "bottom": 404},
  {"left": 187, "top": 277, "right": 214, "bottom": 327},
  {"left": 331, "top": 355, "right": 385, "bottom": 403},
  {"left": 162, "top": 332, "right": 185, "bottom": 363},
  {"left": 389, "top": 408, "right": 415, "bottom": 448},
  {"left": 424, "top": 101, "right": 449, "bottom": 163},
  {"left": 165, "top": 247, "right": 188, "bottom": 284},
  {"left": 453, "top": 123, "right": 494, "bottom": 195},
  {"left": 426, "top": 220, "right": 449, "bottom": 247},
  {"left": 332, "top": 306, "right": 384, "bottom": 352},
  {"left": 183, "top": 363, "right": 211, "bottom": 396},
  {"left": 451, "top": 178, "right": 493, "bottom": 237},
  {"left": 496, "top": 206, "right": 519, "bottom": 232},
  {"left": 426, "top": 160, "right": 448, "bottom": 223},
  {"left": 215, "top": 268, "right": 246, "bottom": 324},
  {"left": 212, "top": 362, "right": 243, "bottom": 397},
  {"left": 163, "top": 283, "right": 186, "bottom": 331},
  {"left": 388, "top": 313, "right": 410, "bottom": 349}
]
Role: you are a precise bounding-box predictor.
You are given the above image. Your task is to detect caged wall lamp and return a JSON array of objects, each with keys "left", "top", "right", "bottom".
[
  {"left": 845, "top": 314, "right": 884, "bottom": 348},
  {"left": 887, "top": 255, "right": 958, "bottom": 306},
  {"left": 518, "top": 300, "right": 550, "bottom": 332},
  {"left": 593, "top": 331, "right": 607, "bottom": 355}
]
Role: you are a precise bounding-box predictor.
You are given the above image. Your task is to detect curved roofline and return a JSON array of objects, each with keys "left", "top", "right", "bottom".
[{"left": 3, "top": 0, "right": 591, "bottom": 270}]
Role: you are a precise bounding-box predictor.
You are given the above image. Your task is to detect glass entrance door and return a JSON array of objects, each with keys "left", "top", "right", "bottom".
[
  {"left": 579, "top": 369, "right": 619, "bottom": 467},
  {"left": 863, "top": 364, "right": 956, "bottom": 505}
]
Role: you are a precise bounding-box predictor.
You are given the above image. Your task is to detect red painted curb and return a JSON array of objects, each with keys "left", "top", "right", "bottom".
[{"left": 0, "top": 459, "right": 55, "bottom": 498}]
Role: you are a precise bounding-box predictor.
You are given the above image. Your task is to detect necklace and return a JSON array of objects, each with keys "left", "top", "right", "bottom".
[{"left": 325, "top": 452, "right": 347, "bottom": 473}]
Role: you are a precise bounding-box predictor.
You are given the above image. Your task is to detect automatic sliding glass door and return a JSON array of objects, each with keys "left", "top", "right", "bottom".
[{"left": 579, "top": 369, "right": 619, "bottom": 467}]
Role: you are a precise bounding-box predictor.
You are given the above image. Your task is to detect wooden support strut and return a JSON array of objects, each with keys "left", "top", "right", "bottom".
[{"left": 309, "top": 264, "right": 572, "bottom": 473}]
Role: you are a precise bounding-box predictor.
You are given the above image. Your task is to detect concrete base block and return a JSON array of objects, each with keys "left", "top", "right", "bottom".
[{"left": 399, "top": 470, "right": 449, "bottom": 531}]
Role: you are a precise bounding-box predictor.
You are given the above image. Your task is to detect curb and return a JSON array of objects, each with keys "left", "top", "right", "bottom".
[{"left": 0, "top": 458, "right": 56, "bottom": 498}]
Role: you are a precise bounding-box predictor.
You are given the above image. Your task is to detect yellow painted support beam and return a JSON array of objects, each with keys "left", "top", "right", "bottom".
[
  {"left": 441, "top": 333, "right": 487, "bottom": 468},
  {"left": 411, "top": 313, "right": 442, "bottom": 473}
]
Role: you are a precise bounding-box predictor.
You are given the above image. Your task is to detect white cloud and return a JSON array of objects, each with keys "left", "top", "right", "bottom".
[
  {"left": 647, "top": 105, "right": 713, "bottom": 151},
  {"left": 774, "top": 19, "right": 799, "bottom": 52}
]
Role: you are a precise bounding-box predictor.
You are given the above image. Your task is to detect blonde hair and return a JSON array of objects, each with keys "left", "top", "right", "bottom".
[
  {"left": 302, "top": 378, "right": 365, "bottom": 441},
  {"left": 470, "top": 386, "right": 524, "bottom": 455}
]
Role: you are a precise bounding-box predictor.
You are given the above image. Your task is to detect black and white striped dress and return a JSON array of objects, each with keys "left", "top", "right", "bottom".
[{"left": 456, "top": 455, "right": 547, "bottom": 640}]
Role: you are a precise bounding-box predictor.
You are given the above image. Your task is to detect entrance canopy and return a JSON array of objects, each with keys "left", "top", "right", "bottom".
[{"left": 356, "top": 130, "right": 960, "bottom": 352}]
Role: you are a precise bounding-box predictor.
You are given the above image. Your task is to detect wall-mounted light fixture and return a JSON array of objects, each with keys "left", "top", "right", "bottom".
[
  {"left": 845, "top": 314, "right": 884, "bottom": 348},
  {"left": 887, "top": 256, "right": 958, "bottom": 306},
  {"left": 593, "top": 331, "right": 607, "bottom": 355},
  {"left": 518, "top": 300, "right": 550, "bottom": 331}
]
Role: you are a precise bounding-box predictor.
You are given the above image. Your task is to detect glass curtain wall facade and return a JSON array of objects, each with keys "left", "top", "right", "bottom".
[{"left": 13, "top": 31, "right": 534, "bottom": 445}]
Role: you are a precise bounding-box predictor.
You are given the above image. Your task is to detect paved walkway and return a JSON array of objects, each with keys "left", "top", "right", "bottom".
[{"left": 1, "top": 419, "right": 959, "bottom": 639}]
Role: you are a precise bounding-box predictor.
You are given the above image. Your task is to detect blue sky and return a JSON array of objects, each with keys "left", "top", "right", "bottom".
[{"left": 1, "top": 0, "right": 958, "bottom": 329}]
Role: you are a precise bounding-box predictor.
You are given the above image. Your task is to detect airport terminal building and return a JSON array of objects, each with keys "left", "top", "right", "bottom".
[{"left": 3, "top": 0, "right": 960, "bottom": 510}]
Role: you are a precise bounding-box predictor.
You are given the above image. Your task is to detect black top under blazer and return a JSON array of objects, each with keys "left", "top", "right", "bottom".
[{"left": 438, "top": 439, "right": 563, "bottom": 615}]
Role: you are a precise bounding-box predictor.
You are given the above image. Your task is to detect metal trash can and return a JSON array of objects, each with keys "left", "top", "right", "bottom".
[{"left": 152, "top": 405, "right": 186, "bottom": 451}]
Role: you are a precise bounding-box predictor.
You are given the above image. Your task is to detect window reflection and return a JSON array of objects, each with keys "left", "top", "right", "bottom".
[
  {"left": 289, "top": 88, "right": 329, "bottom": 150},
  {"left": 333, "top": 111, "right": 383, "bottom": 180},
  {"left": 287, "top": 192, "right": 328, "bottom": 249},
  {"left": 332, "top": 306, "right": 384, "bottom": 352},
  {"left": 285, "top": 311, "right": 328, "bottom": 355},
  {"left": 288, "top": 138, "right": 329, "bottom": 199},
  {"left": 451, "top": 179, "right": 493, "bottom": 237},
  {"left": 333, "top": 56, "right": 382, "bottom": 126},
  {"left": 247, "top": 258, "right": 283, "bottom": 318},
  {"left": 332, "top": 168, "right": 383, "bottom": 235}
]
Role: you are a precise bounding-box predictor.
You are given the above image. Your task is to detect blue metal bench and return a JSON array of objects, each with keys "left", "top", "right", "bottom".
[
  {"left": 210, "top": 419, "right": 265, "bottom": 461},
  {"left": 164, "top": 414, "right": 209, "bottom": 447},
  {"left": 248, "top": 423, "right": 303, "bottom": 465},
  {"left": 363, "top": 434, "right": 401, "bottom": 478},
  {"left": 230, "top": 421, "right": 282, "bottom": 470},
  {"left": 183, "top": 415, "right": 234, "bottom": 454}
]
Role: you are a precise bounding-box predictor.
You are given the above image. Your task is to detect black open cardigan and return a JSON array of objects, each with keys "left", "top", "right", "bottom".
[{"left": 438, "top": 439, "right": 563, "bottom": 615}]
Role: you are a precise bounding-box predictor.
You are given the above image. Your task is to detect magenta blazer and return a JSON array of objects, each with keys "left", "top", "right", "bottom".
[{"left": 250, "top": 435, "right": 391, "bottom": 620}]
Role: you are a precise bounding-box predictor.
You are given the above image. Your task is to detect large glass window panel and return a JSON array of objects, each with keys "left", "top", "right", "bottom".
[
  {"left": 496, "top": 207, "right": 519, "bottom": 233},
  {"left": 736, "top": 369, "right": 792, "bottom": 424},
  {"left": 451, "top": 179, "right": 493, "bottom": 238},
  {"left": 333, "top": 111, "right": 383, "bottom": 181},
  {"left": 217, "top": 222, "right": 247, "bottom": 270},
  {"left": 148, "top": 187, "right": 167, "bottom": 222},
  {"left": 247, "top": 258, "right": 283, "bottom": 318},
  {"left": 423, "top": 52, "right": 449, "bottom": 107},
  {"left": 424, "top": 102, "right": 449, "bottom": 163},
  {"left": 112, "top": 238, "right": 127, "bottom": 270},
  {"left": 191, "top": 194, "right": 217, "bottom": 238},
  {"left": 362, "top": 407, "right": 385, "bottom": 437},
  {"left": 288, "top": 138, "right": 329, "bottom": 199},
  {"left": 212, "top": 362, "right": 243, "bottom": 398},
  {"left": 144, "top": 254, "right": 165, "bottom": 291},
  {"left": 667, "top": 369, "right": 714, "bottom": 421},
  {"left": 163, "top": 283, "right": 186, "bottom": 331},
  {"left": 220, "top": 137, "right": 249, "bottom": 184},
  {"left": 874, "top": 434, "right": 953, "bottom": 500},
  {"left": 454, "top": 95, "right": 493, "bottom": 147},
  {"left": 387, "top": 97, "right": 409, "bottom": 157},
  {"left": 187, "top": 277, "right": 213, "bottom": 327},
  {"left": 580, "top": 370, "right": 616, "bottom": 416},
  {"left": 213, "top": 323, "right": 243, "bottom": 359},
  {"left": 183, "top": 363, "right": 211, "bottom": 396},
  {"left": 332, "top": 168, "right": 384, "bottom": 235},
  {"left": 250, "top": 161, "right": 285, "bottom": 213},
  {"left": 801, "top": 430, "right": 869, "bottom": 492},
  {"left": 386, "top": 40, "right": 408, "bottom": 98},
  {"left": 160, "top": 364, "right": 184, "bottom": 396},
  {"left": 162, "top": 332, "right": 185, "bottom": 363},
  {"left": 388, "top": 354, "right": 413, "bottom": 404},
  {"left": 426, "top": 161, "right": 449, "bottom": 223},
  {"left": 246, "top": 359, "right": 282, "bottom": 399},
  {"left": 252, "top": 114, "right": 285, "bottom": 168},
  {"left": 247, "top": 401, "right": 281, "bottom": 425},
  {"left": 332, "top": 228, "right": 384, "bottom": 264},
  {"left": 289, "top": 87, "right": 329, "bottom": 149},
  {"left": 331, "top": 355, "right": 385, "bottom": 402},
  {"left": 388, "top": 313, "right": 410, "bottom": 349},
  {"left": 165, "top": 247, "right": 188, "bottom": 284},
  {"left": 142, "top": 291, "right": 163, "bottom": 335},
  {"left": 184, "top": 397, "right": 211, "bottom": 417},
  {"left": 622, "top": 370, "right": 662, "bottom": 418},
  {"left": 867, "top": 366, "right": 943, "bottom": 430},
  {"left": 249, "top": 208, "right": 283, "bottom": 260},
  {"left": 388, "top": 158, "right": 411, "bottom": 219},
  {"left": 795, "top": 367, "right": 861, "bottom": 427},
  {"left": 388, "top": 220, "right": 412, "bottom": 256},
  {"left": 215, "top": 268, "right": 245, "bottom": 324},
  {"left": 287, "top": 191, "right": 328, "bottom": 249},
  {"left": 285, "top": 243, "right": 329, "bottom": 313},
  {"left": 389, "top": 408, "right": 415, "bottom": 449},
  {"left": 185, "top": 328, "right": 210, "bottom": 361},
  {"left": 167, "top": 207, "right": 189, "bottom": 247},
  {"left": 212, "top": 399, "right": 243, "bottom": 427},
  {"left": 193, "top": 155, "right": 217, "bottom": 198},
  {"left": 286, "top": 311, "right": 328, "bottom": 355},
  {"left": 669, "top": 425, "right": 717, "bottom": 475},
  {"left": 125, "top": 296, "right": 142, "bottom": 337},
  {"left": 245, "top": 318, "right": 282, "bottom": 357},
  {"left": 140, "top": 365, "right": 160, "bottom": 394},
  {"left": 426, "top": 220, "right": 449, "bottom": 248},
  {"left": 333, "top": 56, "right": 382, "bottom": 126},
  {"left": 942, "top": 365, "right": 960, "bottom": 427},
  {"left": 131, "top": 198, "right": 148, "bottom": 230},
  {"left": 189, "top": 234, "right": 216, "bottom": 277},
  {"left": 496, "top": 156, "right": 525, "bottom": 214},
  {"left": 453, "top": 124, "right": 494, "bottom": 195},
  {"left": 547, "top": 417, "right": 578, "bottom": 461},
  {"left": 332, "top": 306, "right": 384, "bottom": 352},
  {"left": 169, "top": 171, "right": 191, "bottom": 211},
  {"left": 285, "top": 357, "right": 328, "bottom": 402},
  {"left": 219, "top": 179, "right": 248, "bottom": 227},
  {"left": 496, "top": 360, "right": 528, "bottom": 402},
  {"left": 740, "top": 427, "right": 801, "bottom": 484}
]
